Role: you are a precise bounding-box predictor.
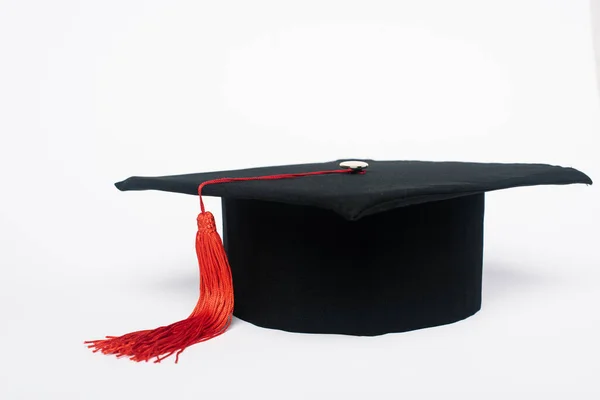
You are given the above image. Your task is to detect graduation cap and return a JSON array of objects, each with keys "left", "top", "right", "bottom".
[{"left": 86, "top": 159, "right": 592, "bottom": 363}]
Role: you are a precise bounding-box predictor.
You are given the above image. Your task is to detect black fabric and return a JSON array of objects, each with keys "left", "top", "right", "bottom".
[
  {"left": 115, "top": 159, "right": 591, "bottom": 220},
  {"left": 223, "top": 194, "right": 485, "bottom": 335},
  {"left": 114, "top": 160, "right": 591, "bottom": 335}
]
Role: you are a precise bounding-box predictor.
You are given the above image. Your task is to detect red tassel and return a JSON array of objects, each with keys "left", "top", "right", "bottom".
[
  {"left": 87, "top": 168, "right": 358, "bottom": 363},
  {"left": 85, "top": 212, "right": 233, "bottom": 363}
]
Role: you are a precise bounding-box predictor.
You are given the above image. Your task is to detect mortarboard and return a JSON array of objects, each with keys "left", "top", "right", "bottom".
[{"left": 86, "top": 159, "right": 592, "bottom": 363}]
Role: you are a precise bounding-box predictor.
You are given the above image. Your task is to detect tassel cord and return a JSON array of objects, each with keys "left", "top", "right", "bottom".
[{"left": 86, "top": 168, "right": 358, "bottom": 363}]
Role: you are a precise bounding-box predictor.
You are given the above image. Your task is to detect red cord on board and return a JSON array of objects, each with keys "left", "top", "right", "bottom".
[{"left": 86, "top": 168, "right": 358, "bottom": 363}]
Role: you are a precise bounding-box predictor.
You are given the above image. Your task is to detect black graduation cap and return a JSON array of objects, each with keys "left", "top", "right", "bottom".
[{"left": 87, "top": 159, "right": 592, "bottom": 363}]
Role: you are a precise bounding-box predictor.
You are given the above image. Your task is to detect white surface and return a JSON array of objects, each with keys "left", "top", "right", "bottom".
[{"left": 1, "top": 1, "right": 599, "bottom": 399}]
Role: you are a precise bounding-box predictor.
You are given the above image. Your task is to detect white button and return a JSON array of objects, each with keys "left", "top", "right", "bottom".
[{"left": 339, "top": 160, "right": 369, "bottom": 171}]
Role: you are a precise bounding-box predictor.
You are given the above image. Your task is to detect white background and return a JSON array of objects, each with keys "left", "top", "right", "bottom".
[{"left": 1, "top": 0, "right": 599, "bottom": 398}]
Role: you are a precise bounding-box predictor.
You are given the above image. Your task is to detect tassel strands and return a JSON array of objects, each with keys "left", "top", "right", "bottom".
[{"left": 85, "top": 211, "right": 233, "bottom": 363}]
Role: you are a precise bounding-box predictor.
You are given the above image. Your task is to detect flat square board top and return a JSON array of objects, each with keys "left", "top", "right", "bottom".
[{"left": 115, "top": 160, "right": 591, "bottom": 220}]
